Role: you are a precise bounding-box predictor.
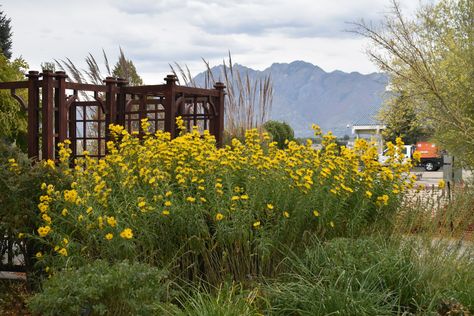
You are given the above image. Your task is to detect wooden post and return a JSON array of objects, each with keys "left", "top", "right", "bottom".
[
  {"left": 54, "top": 71, "right": 68, "bottom": 148},
  {"left": 69, "top": 90, "right": 78, "bottom": 161},
  {"left": 26, "top": 71, "right": 40, "bottom": 159},
  {"left": 116, "top": 78, "right": 128, "bottom": 127},
  {"left": 164, "top": 74, "right": 177, "bottom": 138},
  {"left": 138, "top": 94, "right": 146, "bottom": 137},
  {"left": 41, "top": 70, "right": 55, "bottom": 160},
  {"left": 213, "top": 82, "right": 226, "bottom": 147},
  {"left": 103, "top": 77, "right": 118, "bottom": 144}
]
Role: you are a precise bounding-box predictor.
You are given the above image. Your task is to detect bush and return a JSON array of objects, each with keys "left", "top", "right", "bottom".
[
  {"left": 31, "top": 119, "right": 413, "bottom": 284},
  {"left": 263, "top": 120, "right": 294, "bottom": 149},
  {"left": 0, "top": 140, "right": 63, "bottom": 274},
  {"left": 28, "top": 260, "right": 169, "bottom": 316}
]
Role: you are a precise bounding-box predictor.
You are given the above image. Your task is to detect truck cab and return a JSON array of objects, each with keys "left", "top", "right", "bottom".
[
  {"left": 414, "top": 142, "right": 442, "bottom": 171},
  {"left": 378, "top": 142, "right": 442, "bottom": 171}
]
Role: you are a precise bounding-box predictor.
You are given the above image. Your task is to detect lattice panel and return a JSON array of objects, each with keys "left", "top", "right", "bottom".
[
  {"left": 70, "top": 100, "right": 106, "bottom": 158},
  {"left": 125, "top": 95, "right": 165, "bottom": 135},
  {"left": 178, "top": 96, "right": 214, "bottom": 133}
]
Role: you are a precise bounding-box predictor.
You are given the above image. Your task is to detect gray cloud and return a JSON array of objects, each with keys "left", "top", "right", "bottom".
[
  {"left": 187, "top": 1, "right": 387, "bottom": 39},
  {"left": 3, "top": 0, "right": 421, "bottom": 84},
  {"left": 110, "top": 0, "right": 385, "bottom": 38}
]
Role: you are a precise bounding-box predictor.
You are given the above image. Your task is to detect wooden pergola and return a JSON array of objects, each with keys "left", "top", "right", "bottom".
[{"left": 0, "top": 70, "right": 226, "bottom": 161}]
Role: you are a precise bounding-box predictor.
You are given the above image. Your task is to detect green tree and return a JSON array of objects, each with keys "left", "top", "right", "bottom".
[
  {"left": 0, "top": 8, "right": 12, "bottom": 59},
  {"left": 377, "top": 93, "right": 431, "bottom": 144},
  {"left": 41, "top": 61, "right": 56, "bottom": 72},
  {"left": 0, "top": 54, "right": 28, "bottom": 146},
  {"left": 112, "top": 48, "right": 143, "bottom": 86},
  {"left": 263, "top": 120, "right": 295, "bottom": 149},
  {"left": 354, "top": 0, "right": 474, "bottom": 167}
]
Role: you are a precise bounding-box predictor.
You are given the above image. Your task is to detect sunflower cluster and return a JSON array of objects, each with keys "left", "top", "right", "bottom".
[{"left": 33, "top": 118, "right": 415, "bottom": 274}]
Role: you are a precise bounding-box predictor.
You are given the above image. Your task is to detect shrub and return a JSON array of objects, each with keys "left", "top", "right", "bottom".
[
  {"left": 31, "top": 119, "right": 414, "bottom": 284},
  {"left": 263, "top": 120, "right": 294, "bottom": 149},
  {"left": 28, "top": 260, "right": 169, "bottom": 316},
  {"left": 0, "top": 140, "right": 64, "bottom": 274}
]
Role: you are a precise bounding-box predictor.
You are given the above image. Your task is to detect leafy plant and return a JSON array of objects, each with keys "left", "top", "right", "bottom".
[
  {"left": 28, "top": 260, "right": 170, "bottom": 316},
  {"left": 263, "top": 120, "right": 295, "bottom": 149},
  {"left": 31, "top": 120, "right": 413, "bottom": 285},
  {"left": 0, "top": 54, "right": 29, "bottom": 147},
  {"left": 0, "top": 140, "right": 64, "bottom": 275},
  {"left": 0, "top": 7, "right": 13, "bottom": 59}
]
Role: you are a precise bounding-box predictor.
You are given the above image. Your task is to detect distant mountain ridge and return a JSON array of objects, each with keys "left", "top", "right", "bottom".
[{"left": 194, "top": 61, "right": 388, "bottom": 137}]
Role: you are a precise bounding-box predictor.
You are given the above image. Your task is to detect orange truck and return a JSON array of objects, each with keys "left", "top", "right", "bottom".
[{"left": 414, "top": 142, "right": 443, "bottom": 171}]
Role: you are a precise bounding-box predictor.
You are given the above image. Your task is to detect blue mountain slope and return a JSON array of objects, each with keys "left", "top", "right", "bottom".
[{"left": 194, "top": 61, "right": 388, "bottom": 137}]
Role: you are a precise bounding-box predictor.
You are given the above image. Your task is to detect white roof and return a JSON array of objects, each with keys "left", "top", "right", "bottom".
[{"left": 352, "top": 124, "right": 386, "bottom": 134}]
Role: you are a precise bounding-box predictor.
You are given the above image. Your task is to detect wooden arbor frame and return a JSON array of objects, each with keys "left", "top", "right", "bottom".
[{"left": 0, "top": 70, "right": 226, "bottom": 161}]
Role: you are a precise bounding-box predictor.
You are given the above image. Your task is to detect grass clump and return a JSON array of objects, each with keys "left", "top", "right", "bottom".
[
  {"left": 397, "top": 184, "right": 474, "bottom": 240},
  {"left": 265, "top": 236, "right": 474, "bottom": 315},
  {"left": 161, "top": 282, "right": 261, "bottom": 316}
]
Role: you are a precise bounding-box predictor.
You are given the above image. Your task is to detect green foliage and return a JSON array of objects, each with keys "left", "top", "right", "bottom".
[
  {"left": 28, "top": 260, "right": 169, "bottom": 316},
  {"left": 32, "top": 126, "right": 409, "bottom": 285},
  {"left": 266, "top": 236, "right": 474, "bottom": 315},
  {"left": 0, "top": 54, "right": 28, "bottom": 146},
  {"left": 355, "top": 0, "right": 474, "bottom": 167},
  {"left": 0, "top": 8, "right": 12, "bottom": 59},
  {"left": 165, "top": 282, "right": 260, "bottom": 316},
  {"left": 0, "top": 140, "right": 63, "bottom": 270},
  {"left": 263, "top": 120, "right": 295, "bottom": 149},
  {"left": 378, "top": 93, "right": 431, "bottom": 144},
  {"left": 112, "top": 48, "right": 143, "bottom": 86}
]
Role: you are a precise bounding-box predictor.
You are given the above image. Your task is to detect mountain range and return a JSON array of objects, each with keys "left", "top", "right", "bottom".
[{"left": 194, "top": 61, "right": 388, "bottom": 137}]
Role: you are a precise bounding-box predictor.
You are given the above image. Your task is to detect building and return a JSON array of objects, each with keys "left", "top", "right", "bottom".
[{"left": 350, "top": 105, "right": 386, "bottom": 154}]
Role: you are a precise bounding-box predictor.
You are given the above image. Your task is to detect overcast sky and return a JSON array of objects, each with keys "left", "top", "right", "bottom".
[{"left": 3, "top": 0, "right": 422, "bottom": 84}]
